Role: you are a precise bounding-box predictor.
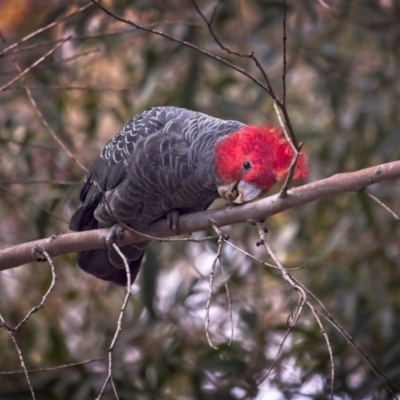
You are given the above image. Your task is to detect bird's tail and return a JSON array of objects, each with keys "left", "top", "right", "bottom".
[{"left": 77, "top": 241, "right": 149, "bottom": 286}]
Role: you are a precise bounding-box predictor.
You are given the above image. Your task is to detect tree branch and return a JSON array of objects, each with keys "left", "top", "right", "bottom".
[
  {"left": 0, "top": 160, "right": 399, "bottom": 272},
  {"left": 0, "top": 2, "right": 93, "bottom": 58},
  {"left": 0, "top": 39, "right": 67, "bottom": 93}
]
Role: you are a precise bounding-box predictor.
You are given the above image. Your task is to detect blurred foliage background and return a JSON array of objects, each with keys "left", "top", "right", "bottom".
[{"left": 0, "top": 0, "right": 399, "bottom": 399}]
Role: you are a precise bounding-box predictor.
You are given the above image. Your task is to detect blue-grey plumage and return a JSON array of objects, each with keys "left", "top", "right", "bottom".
[{"left": 70, "top": 106, "right": 245, "bottom": 286}]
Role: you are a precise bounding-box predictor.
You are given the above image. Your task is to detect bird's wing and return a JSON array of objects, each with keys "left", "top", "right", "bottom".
[{"left": 69, "top": 106, "right": 192, "bottom": 231}]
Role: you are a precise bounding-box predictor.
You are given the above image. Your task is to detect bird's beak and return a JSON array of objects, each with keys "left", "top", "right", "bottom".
[{"left": 218, "top": 181, "right": 262, "bottom": 204}]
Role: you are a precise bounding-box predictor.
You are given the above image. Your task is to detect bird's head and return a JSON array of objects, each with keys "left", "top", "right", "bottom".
[{"left": 214, "top": 125, "right": 308, "bottom": 204}]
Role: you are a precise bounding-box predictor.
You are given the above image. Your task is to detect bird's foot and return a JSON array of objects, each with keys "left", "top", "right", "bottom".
[
  {"left": 105, "top": 224, "right": 125, "bottom": 248},
  {"left": 167, "top": 209, "right": 181, "bottom": 235}
]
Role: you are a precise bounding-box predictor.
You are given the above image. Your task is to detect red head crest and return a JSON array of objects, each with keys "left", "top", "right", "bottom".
[{"left": 215, "top": 125, "right": 308, "bottom": 194}]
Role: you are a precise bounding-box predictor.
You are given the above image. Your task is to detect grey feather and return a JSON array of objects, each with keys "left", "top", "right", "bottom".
[{"left": 70, "top": 106, "right": 244, "bottom": 286}]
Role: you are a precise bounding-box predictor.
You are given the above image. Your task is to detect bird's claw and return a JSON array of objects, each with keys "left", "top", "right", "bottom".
[
  {"left": 167, "top": 209, "right": 180, "bottom": 235},
  {"left": 105, "top": 224, "right": 125, "bottom": 249}
]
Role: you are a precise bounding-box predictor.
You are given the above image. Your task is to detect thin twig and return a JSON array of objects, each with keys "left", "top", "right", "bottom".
[
  {"left": 111, "top": 379, "right": 120, "bottom": 400},
  {"left": 254, "top": 228, "right": 333, "bottom": 394},
  {"left": 273, "top": 100, "right": 303, "bottom": 198},
  {"left": 96, "top": 244, "right": 131, "bottom": 400},
  {"left": 292, "top": 275, "right": 400, "bottom": 397},
  {"left": 9, "top": 332, "right": 36, "bottom": 399},
  {"left": 0, "top": 357, "right": 103, "bottom": 375},
  {"left": 0, "top": 2, "right": 93, "bottom": 58},
  {"left": 0, "top": 39, "right": 66, "bottom": 93},
  {"left": 360, "top": 190, "right": 400, "bottom": 221},
  {"left": 205, "top": 229, "right": 223, "bottom": 350},
  {"left": 14, "top": 246, "right": 57, "bottom": 331},
  {"left": 254, "top": 222, "right": 308, "bottom": 385},
  {"left": 278, "top": 143, "right": 303, "bottom": 199},
  {"left": 273, "top": 101, "right": 298, "bottom": 153},
  {"left": 190, "top": 0, "right": 274, "bottom": 97},
  {"left": 12, "top": 55, "right": 88, "bottom": 172},
  {"left": 3, "top": 38, "right": 100, "bottom": 58},
  {"left": 0, "top": 136, "right": 53, "bottom": 151},
  {"left": 191, "top": 1, "right": 251, "bottom": 57},
  {"left": 1, "top": 19, "right": 203, "bottom": 58},
  {"left": 255, "top": 222, "right": 307, "bottom": 327},
  {"left": 3, "top": 84, "right": 135, "bottom": 92},
  {"left": 282, "top": 0, "right": 287, "bottom": 105},
  {"left": 91, "top": 1, "right": 271, "bottom": 98},
  {"left": 211, "top": 225, "right": 234, "bottom": 346},
  {"left": 257, "top": 297, "right": 303, "bottom": 385},
  {"left": 309, "top": 304, "right": 334, "bottom": 399},
  {"left": 220, "top": 259, "right": 234, "bottom": 345},
  {"left": 209, "top": 1, "right": 221, "bottom": 26},
  {"left": 0, "top": 48, "right": 100, "bottom": 75},
  {"left": 0, "top": 180, "right": 80, "bottom": 186},
  {"left": 0, "top": 184, "right": 68, "bottom": 223},
  {"left": 0, "top": 313, "right": 36, "bottom": 399},
  {"left": 223, "top": 239, "right": 304, "bottom": 270}
]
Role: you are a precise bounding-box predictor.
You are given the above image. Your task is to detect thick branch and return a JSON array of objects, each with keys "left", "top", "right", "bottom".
[{"left": 0, "top": 160, "right": 399, "bottom": 272}]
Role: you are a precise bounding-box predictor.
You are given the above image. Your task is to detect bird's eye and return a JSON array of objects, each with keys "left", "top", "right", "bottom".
[{"left": 243, "top": 161, "right": 252, "bottom": 171}]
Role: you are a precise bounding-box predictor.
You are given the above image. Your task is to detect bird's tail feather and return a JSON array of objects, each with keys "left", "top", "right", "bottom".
[{"left": 77, "top": 241, "right": 149, "bottom": 286}]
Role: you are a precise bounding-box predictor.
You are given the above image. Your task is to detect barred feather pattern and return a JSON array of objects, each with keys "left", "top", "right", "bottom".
[{"left": 70, "top": 107, "right": 244, "bottom": 285}]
